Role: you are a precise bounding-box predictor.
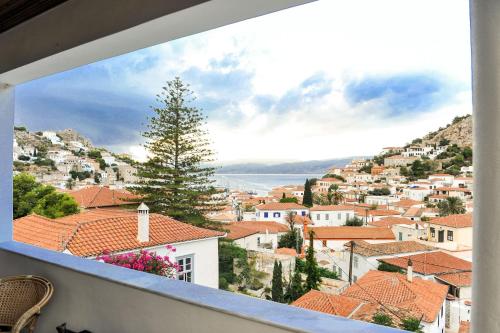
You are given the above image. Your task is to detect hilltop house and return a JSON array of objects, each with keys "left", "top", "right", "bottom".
[{"left": 13, "top": 205, "right": 224, "bottom": 288}]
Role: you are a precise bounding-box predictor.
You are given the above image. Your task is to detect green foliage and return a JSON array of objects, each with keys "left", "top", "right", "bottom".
[
  {"left": 13, "top": 173, "right": 79, "bottom": 219},
  {"left": 14, "top": 126, "right": 27, "bottom": 132},
  {"left": 65, "top": 178, "right": 76, "bottom": 190},
  {"left": 70, "top": 170, "right": 91, "bottom": 181},
  {"left": 400, "top": 317, "right": 423, "bottom": 332},
  {"left": 411, "top": 138, "right": 423, "bottom": 144},
  {"left": 403, "top": 159, "right": 438, "bottom": 180},
  {"left": 218, "top": 240, "right": 248, "bottom": 286},
  {"left": 372, "top": 313, "right": 394, "bottom": 327},
  {"left": 439, "top": 138, "right": 450, "bottom": 146},
  {"left": 18, "top": 155, "right": 30, "bottom": 161},
  {"left": 368, "top": 187, "right": 390, "bottom": 196},
  {"left": 378, "top": 262, "right": 404, "bottom": 273},
  {"left": 359, "top": 163, "right": 373, "bottom": 174},
  {"left": 437, "top": 197, "right": 466, "bottom": 216},
  {"left": 87, "top": 150, "right": 102, "bottom": 159},
  {"left": 271, "top": 261, "right": 285, "bottom": 303},
  {"left": 321, "top": 174, "right": 345, "bottom": 182},
  {"left": 285, "top": 260, "right": 305, "bottom": 303},
  {"left": 280, "top": 197, "right": 298, "bottom": 203},
  {"left": 302, "top": 179, "right": 313, "bottom": 207},
  {"left": 304, "top": 231, "right": 322, "bottom": 291},
  {"left": 94, "top": 173, "right": 102, "bottom": 184},
  {"left": 133, "top": 77, "right": 223, "bottom": 228},
  {"left": 345, "top": 216, "right": 364, "bottom": 227},
  {"left": 96, "top": 158, "right": 108, "bottom": 170},
  {"left": 327, "top": 184, "right": 344, "bottom": 205},
  {"left": 278, "top": 220, "right": 303, "bottom": 251},
  {"left": 34, "top": 158, "right": 56, "bottom": 170}
]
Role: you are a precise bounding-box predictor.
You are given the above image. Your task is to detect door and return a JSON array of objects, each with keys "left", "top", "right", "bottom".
[{"left": 438, "top": 230, "right": 445, "bottom": 242}]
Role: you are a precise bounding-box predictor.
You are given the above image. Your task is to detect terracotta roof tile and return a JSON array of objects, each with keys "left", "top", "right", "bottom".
[
  {"left": 256, "top": 202, "right": 307, "bottom": 210},
  {"left": 435, "top": 272, "right": 472, "bottom": 287},
  {"left": 292, "top": 290, "right": 363, "bottom": 317},
  {"left": 346, "top": 240, "right": 435, "bottom": 257},
  {"left": 68, "top": 186, "right": 140, "bottom": 208},
  {"left": 378, "top": 251, "right": 472, "bottom": 275},
  {"left": 14, "top": 211, "right": 224, "bottom": 257},
  {"left": 306, "top": 226, "right": 395, "bottom": 240},
  {"left": 429, "top": 214, "right": 472, "bottom": 228},
  {"left": 224, "top": 221, "right": 288, "bottom": 240},
  {"left": 342, "top": 271, "right": 448, "bottom": 323},
  {"left": 275, "top": 248, "right": 297, "bottom": 256},
  {"left": 369, "top": 217, "right": 417, "bottom": 228}
]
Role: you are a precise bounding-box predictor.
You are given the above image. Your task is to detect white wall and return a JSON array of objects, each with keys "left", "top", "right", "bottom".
[{"left": 310, "top": 210, "right": 354, "bottom": 227}]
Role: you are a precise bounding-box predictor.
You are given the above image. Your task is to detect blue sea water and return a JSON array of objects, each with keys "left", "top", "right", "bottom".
[{"left": 213, "top": 174, "right": 322, "bottom": 195}]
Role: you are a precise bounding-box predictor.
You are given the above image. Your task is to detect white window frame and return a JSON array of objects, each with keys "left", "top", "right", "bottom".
[{"left": 177, "top": 254, "right": 194, "bottom": 283}]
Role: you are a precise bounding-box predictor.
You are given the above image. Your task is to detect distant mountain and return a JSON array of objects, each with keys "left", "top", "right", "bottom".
[{"left": 216, "top": 158, "right": 367, "bottom": 174}]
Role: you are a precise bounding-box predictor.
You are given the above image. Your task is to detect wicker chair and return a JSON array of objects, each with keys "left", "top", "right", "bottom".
[{"left": 0, "top": 275, "right": 53, "bottom": 333}]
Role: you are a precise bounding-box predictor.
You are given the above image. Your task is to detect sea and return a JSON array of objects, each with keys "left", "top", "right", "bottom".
[{"left": 213, "top": 174, "right": 322, "bottom": 196}]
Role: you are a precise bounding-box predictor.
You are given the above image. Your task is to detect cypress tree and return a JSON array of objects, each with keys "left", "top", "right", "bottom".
[
  {"left": 271, "top": 260, "right": 285, "bottom": 303},
  {"left": 286, "top": 259, "right": 305, "bottom": 302},
  {"left": 304, "top": 230, "right": 322, "bottom": 291},
  {"left": 133, "top": 77, "right": 223, "bottom": 228},
  {"left": 302, "top": 179, "right": 313, "bottom": 207}
]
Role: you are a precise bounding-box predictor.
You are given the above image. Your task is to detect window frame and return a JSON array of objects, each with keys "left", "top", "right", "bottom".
[{"left": 177, "top": 254, "right": 194, "bottom": 283}]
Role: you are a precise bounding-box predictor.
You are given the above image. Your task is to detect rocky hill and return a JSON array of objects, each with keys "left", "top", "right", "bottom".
[{"left": 420, "top": 114, "right": 472, "bottom": 147}]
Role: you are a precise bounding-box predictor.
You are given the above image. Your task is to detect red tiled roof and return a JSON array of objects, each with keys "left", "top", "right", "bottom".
[
  {"left": 225, "top": 221, "right": 288, "bottom": 240},
  {"left": 68, "top": 186, "right": 140, "bottom": 208},
  {"left": 275, "top": 248, "right": 297, "bottom": 256},
  {"left": 369, "top": 217, "right": 416, "bottom": 228},
  {"left": 435, "top": 272, "right": 472, "bottom": 287},
  {"left": 393, "top": 199, "right": 423, "bottom": 208},
  {"left": 342, "top": 271, "right": 448, "bottom": 323},
  {"left": 346, "top": 240, "right": 435, "bottom": 257},
  {"left": 310, "top": 205, "right": 355, "bottom": 212},
  {"left": 306, "top": 226, "right": 395, "bottom": 240},
  {"left": 459, "top": 321, "right": 470, "bottom": 333},
  {"left": 435, "top": 187, "right": 471, "bottom": 192},
  {"left": 378, "top": 251, "right": 472, "bottom": 275},
  {"left": 292, "top": 290, "right": 363, "bottom": 317},
  {"left": 14, "top": 210, "right": 224, "bottom": 257},
  {"left": 429, "top": 214, "right": 472, "bottom": 228},
  {"left": 256, "top": 202, "right": 307, "bottom": 210}
]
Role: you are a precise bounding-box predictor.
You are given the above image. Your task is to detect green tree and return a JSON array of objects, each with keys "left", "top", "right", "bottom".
[
  {"left": 133, "top": 77, "right": 223, "bottom": 227},
  {"left": 345, "top": 216, "right": 364, "bottom": 226},
  {"left": 285, "top": 259, "right": 305, "bottom": 303},
  {"left": 400, "top": 317, "right": 423, "bottom": 332},
  {"left": 372, "top": 313, "right": 394, "bottom": 327},
  {"left": 13, "top": 173, "right": 79, "bottom": 219},
  {"left": 278, "top": 211, "right": 303, "bottom": 251},
  {"left": 302, "top": 179, "right": 313, "bottom": 207},
  {"left": 304, "top": 230, "right": 321, "bottom": 291},
  {"left": 271, "top": 261, "right": 285, "bottom": 303},
  {"left": 437, "top": 197, "right": 466, "bottom": 216},
  {"left": 280, "top": 197, "right": 298, "bottom": 203},
  {"left": 327, "top": 184, "right": 344, "bottom": 205},
  {"left": 65, "top": 178, "right": 76, "bottom": 190}
]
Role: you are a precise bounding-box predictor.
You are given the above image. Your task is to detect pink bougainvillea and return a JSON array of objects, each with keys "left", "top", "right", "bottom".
[{"left": 97, "top": 246, "right": 179, "bottom": 278}]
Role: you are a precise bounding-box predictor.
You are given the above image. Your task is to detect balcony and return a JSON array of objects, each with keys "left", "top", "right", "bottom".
[{"left": 0, "top": 241, "right": 399, "bottom": 333}]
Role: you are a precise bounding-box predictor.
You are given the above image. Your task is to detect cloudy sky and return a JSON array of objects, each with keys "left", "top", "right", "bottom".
[{"left": 15, "top": 0, "right": 472, "bottom": 164}]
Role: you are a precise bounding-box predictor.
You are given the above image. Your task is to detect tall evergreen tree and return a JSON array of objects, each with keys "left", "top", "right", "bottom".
[
  {"left": 304, "top": 230, "right": 322, "bottom": 291},
  {"left": 302, "top": 179, "right": 313, "bottom": 207},
  {"left": 271, "top": 260, "right": 285, "bottom": 303},
  {"left": 285, "top": 259, "right": 305, "bottom": 303},
  {"left": 133, "top": 78, "right": 223, "bottom": 227}
]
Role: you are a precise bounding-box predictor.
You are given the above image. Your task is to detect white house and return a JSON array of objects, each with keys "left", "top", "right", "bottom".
[
  {"left": 364, "top": 195, "right": 399, "bottom": 207},
  {"left": 255, "top": 202, "right": 309, "bottom": 224},
  {"left": 332, "top": 240, "right": 435, "bottom": 282},
  {"left": 225, "top": 221, "right": 289, "bottom": 252},
  {"left": 309, "top": 205, "right": 355, "bottom": 227},
  {"left": 403, "top": 187, "right": 434, "bottom": 201},
  {"left": 42, "top": 131, "right": 64, "bottom": 146},
  {"left": 429, "top": 173, "right": 455, "bottom": 184},
  {"left": 306, "top": 226, "right": 396, "bottom": 251},
  {"left": 13, "top": 205, "right": 225, "bottom": 289}
]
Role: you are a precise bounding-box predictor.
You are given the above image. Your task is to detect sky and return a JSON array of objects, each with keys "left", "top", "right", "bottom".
[{"left": 15, "top": 0, "right": 472, "bottom": 165}]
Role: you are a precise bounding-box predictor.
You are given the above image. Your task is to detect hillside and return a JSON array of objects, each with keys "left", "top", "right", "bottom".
[{"left": 419, "top": 114, "right": 472, "bottom": 147}]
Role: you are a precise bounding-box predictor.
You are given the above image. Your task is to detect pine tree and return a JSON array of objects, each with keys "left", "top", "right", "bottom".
[
  {"left": 133, "top": 77, "right": 223, "bottom": 228},
  {"left": 302, "top": 179, "right": 313, "bottom": 207},
  {"left": 271, "top": 260, "right": 285, "bottom": 303},
  {"left": 304, "top": 230, "right": 321, "bottom": 291},
  {"left": 285, "top": 259, "right": 305, "bottom": 303}
]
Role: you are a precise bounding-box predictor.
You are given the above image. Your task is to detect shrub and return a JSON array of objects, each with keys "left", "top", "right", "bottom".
[{"left": 372, "top": 313, "right": 394, "bottom": 327}]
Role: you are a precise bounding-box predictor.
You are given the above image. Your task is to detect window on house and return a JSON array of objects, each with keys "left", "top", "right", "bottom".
[
  {"left": 430, "top": 227, "right": 435, "bottom": 237},
  {"left": 447, "top": 230, "right": 454, "bottom": 241},
  {"left": 325, "top": 213, "right": 329, "bottom": 220},
  {"left": 353, "top": 275, "right": 358, "bottom": 282},
  {"left": 264, "top": 212, "right": 269, "bottom": 218},
  {"left": 346, "top": 213, "right": 350, "bottom": 220},
  {"left": 399, "top": 232, "right": 403, "bottom": 241},
  {"left": 337, "top": 213, "right": 341, "bottom": 219},
  {"left": 317, "top": 214, "right": 320, "bottom": 220},
  {"left": 301, "top": 211, "right": 306, "bottom": 216},
  {"left": 257, "top": 237, "right": 261, "bottom": 246},
  {"left": 353, "top": 256, "right": 359, "bottom": 268},
  {"left": 177, "top": 255, "right": 194, "bottom": 283},
  {"left": 273, "top": 212, "right": 280, "bottom": 218}
]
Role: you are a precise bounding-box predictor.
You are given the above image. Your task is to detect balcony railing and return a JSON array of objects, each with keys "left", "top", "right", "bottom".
[{"left": 0, "top": 241, "right": 403, "bottom": 333}]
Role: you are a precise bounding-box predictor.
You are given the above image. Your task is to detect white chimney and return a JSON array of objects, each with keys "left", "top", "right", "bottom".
[
  {"left": 137, "top": 203, "right": 150, "bottom": 243},
  {"left": 407, "top": 258, "right": 413, "bottom": 282}
]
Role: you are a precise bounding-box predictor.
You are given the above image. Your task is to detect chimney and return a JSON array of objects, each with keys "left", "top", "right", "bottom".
[
  {"left": 137, "top": 203, "right": 150, "bottom": 243},
  {"left": 407, "top": 258, "right": 413, "bottom": 282}
]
